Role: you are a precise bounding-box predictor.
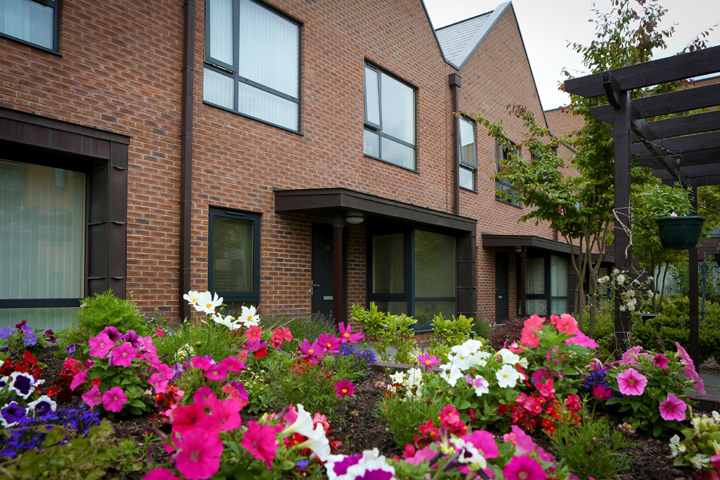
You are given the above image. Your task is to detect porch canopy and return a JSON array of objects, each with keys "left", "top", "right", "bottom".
[
  {"left": 274, "top": 187, "right": 477, "bottom": 323},
  {"left": 565, "top": 45, "right": 720, "bottom": 368}
]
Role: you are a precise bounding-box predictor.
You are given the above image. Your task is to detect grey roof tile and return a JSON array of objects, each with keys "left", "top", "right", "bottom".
[{"left": 435, "top": 13, "right": 491, "bottom": 66}]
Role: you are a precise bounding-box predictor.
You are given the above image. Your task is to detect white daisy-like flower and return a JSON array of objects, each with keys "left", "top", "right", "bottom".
[
  {"left": 239, "top": 305, "right": 260, "bottom": 326},
  {"left": 183, "top": 290, "right": 201, "bottom": 308},
  {"left": 669, "top": 435, "right": 686, "bottom": 457},
  {"left": 690, "top": 454, "right": 710, "bottom": 469},
  {"left": 389, "top": 371, "right": 405, "bottom": 385},
  {"left": 197, "top": 291, "right": 223, "bottom": 315}
]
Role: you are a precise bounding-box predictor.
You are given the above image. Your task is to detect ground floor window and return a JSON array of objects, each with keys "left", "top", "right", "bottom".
[
  {"left": 368, "top": 228, "right": 456, "bottom": 331},
  {"left": 0, "top": 159, "right": 86, "bottom": 330},
  {"left": 208, "top": 207, "right": 261, "bottom": 308},
  {"left": 523, "top": 254, "right": 569, "bottom": 316}
]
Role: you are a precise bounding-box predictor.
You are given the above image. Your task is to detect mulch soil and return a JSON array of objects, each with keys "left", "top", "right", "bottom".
[{"left": 31, "top": 348, "right": 708, "bottom": 479}]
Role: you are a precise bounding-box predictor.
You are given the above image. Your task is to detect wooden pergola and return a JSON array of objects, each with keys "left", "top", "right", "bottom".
[{"left": 565, "top": 45, "right": 720, "bottom": 368}]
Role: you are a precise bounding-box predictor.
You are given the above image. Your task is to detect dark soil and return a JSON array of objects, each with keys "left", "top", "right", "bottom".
[{"left": 26, "top": 349, "right": 708, "bottom": 479}]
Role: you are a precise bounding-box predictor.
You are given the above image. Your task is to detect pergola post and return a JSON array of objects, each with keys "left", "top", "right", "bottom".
[
  {"left": 689, "top": 181, "right": 700, "bottom": 368},
  {"left": 332, "top": 215, "right": 344, "bottom": 326}
]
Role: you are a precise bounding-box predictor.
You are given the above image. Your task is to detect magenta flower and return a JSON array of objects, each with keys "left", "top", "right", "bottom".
[
  {"left": 200, "top": 399, "right": 243, "bottom": 432},
  {"left": 220, "top": 356, "right": 246, "bottom": 373},
  {"left": 194, "top": 387, "right": 217, "bottom": 405},
  {"left": 537, "top": 378, "right": 555, "bottom": 398},
  {"left": 463, "top": 430, "right": 498, "bottom": 459},
  {"left": 175, "top": 427, "right": 223, "bottom": 479},
  {"left": 675, "top": 342, "right": 693, "bottom": 366},
  {"left": 653, "top": 353, "right": 669, "bottom": 369},
  {"left": 241, "top": 420, "right": 278, "bottom": 469},
  {"left": 102, "top": 386, "right": 128, "bottom": 413},
  {"left": 592, "top": 384, "right": 612, "bottom": 400},
  {"left": 297, "top": 339, "right": 326, "bottom": 363},
  {"left": 204, "top": 363, "right": 228, "bottom": 381},
  {"left": 619, "top": 345, "right": 643, "bottom": 365},
  {"left": 111, "top": 342, "right": 137, "bottom": 367},
  {"left": 335, "top": 379, "right": 356, "bottom": 398},
  {"left": 417, "top": 352, "right": 441, "bottom": 369},
  {"left": 659, "top": 393, "right": 687, "bottom": 421},
  {"left": 338, "top": 322, "right": 364, "bottom": 344},
  {"left": 70, "top": 369, "right": 87, "bottom": 391},
  {"left": 191, "top": 356, "right": 213, "bottom": 370},
  {"left": 616, "top": 368, "right": 648, "bottom": 396},
  {"left": 81, "top": 385, "right": 102, "bottom": 411},
  {"left": 88, "top": 333, "right": 115, "bottom": 358},
  {"left": 504, "top": 455, "right": 546, "bottom": 480},
  {"left": 318, "top": 333, "right": 341, "bottom": 354},
  {"left": 173, "top": 402, "right": 208, "bottom": 435},
  {"left": 144, "top": 468, "right": 180, "bottom": 480},
  {"left": 684, "top": 367, "right": 706, "bottom": 394},
  {"left": 148, "top": 373, "right": 169, "bottom": 394}
]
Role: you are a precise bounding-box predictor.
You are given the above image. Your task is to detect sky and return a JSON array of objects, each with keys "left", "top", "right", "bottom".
[{"left": 424, "top": 0, "right": 720, "bottom": 110}]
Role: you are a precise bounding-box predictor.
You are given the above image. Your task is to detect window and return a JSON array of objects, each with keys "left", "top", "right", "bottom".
[
  {"left": 459, "top": 117, "right": 476, "bottom": 191},
  {"left": 0, "top": 160, "right": 85, "bottom": 330},
  {"left": 363, "top": 65, "right": 416, "bottom": 170},
  {"left": 368, "top": 228, "right": 456, "bottom": 331},
  {"left": 0, "top": 0, "right": 60, "bottom": 53},
  {"left": 495, "top": 139, "right": 521, "bottom": 206},
  {"left": 209, "top": 208, "right": 261, "bottom": 306},
  {"left": 204, "top": 0, "right": 300, "bottom": 131},
  {"left": 523, "top": 254, "right": 569, "bottom": 316}
]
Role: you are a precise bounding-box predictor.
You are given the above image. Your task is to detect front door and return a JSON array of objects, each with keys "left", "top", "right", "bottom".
[
  {"left": 311, "top": 223, "right": 334, "bottom": 319},
  {"left": 495, "top": 252, "right": 509, "bottom": 323}
]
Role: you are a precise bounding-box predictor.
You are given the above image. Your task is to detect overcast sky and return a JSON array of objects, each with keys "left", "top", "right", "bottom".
[{"left": 424, "top": 0, "right": 720, "bottom": 110}]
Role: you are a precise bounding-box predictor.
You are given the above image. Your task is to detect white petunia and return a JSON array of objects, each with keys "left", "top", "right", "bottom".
[
  {"left": 296, "top": 423, "right": 331, "bottom": 461},
  {"left": 389, "top": 371, "right": 406, "bottom": 385},
  {"left": 439, "top": 364, "right": 464, "bottom": 387},
  {"left": 497, "top": 349, "right": 520, "bottom": 365},
  {"left": 343, "top": 449, "right": 395, "bottom": 480},
  {"left": 283, "top": 404, "right": 315, "bottom": 438},
  {"left": 496, "top": 364, "right": 520, "bottom": 388},
  {"left": 450, "top": 437, "right": 487, "bottom": 470}
]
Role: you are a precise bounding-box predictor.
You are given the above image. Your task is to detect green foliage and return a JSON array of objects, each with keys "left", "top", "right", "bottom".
[
  {"left": 270, "top": 315, "right": 337, "bottom": 348},
  {"left": 154, "top": 320, "right": 240, "bottom": 363},
  {"left": 56, "top": 291, "right": 151, "bottom": 352},
  {"left": 241, "top": 368, "right": 277, "bottom": 415},
  {"left": 0, "top": 421, "right": 150, "bottom": 479},
  {"left": 351, "top": 303, "right": 417, "bottom": 363},
  {"left": 582, "top": 301, "right": 619, "bottom": 359},
  {"left": 427, "top": 313, "right": 476, "bottom": 362},
  {"left": 84, "top": 358, "right": 155, "bottom": 418},
  {"left": 641, "top": 183, "right": 695, "bottom": 219},
  {"left": 671, "top": 412, "right": 720, "bottom": 469},
  {"left": 551, "top": 410, "right": 634, "bottom": 480},
  {"left": 666, "top": 262, "right": 720, "bottom": 304}
]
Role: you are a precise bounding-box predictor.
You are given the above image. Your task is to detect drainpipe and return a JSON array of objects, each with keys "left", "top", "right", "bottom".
[
  {"left": 449, "top": 74, "right": 461, "bottom": 215},
  {"left": 179, "top": 0, "right": 196, "bottom": 321}
]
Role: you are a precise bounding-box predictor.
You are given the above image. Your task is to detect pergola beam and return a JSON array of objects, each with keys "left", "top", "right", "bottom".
[
  {"left": 634, "top": 148, "right": 720, "bottom": 169},
  {"left": 644, "top": 110, "right": 720, "bottom": 139},
  {"left": 630, "top": 130, "right": 720, "bottom": 157}
]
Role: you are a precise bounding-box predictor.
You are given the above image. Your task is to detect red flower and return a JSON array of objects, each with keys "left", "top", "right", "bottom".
[
  {"left": 497, "top": 403, "right": 509, "bottom": 416},
  {"left": 565, "top": 394, "right": 582, "bottom": 413},
  {"left": 173, "top": 403, "right": 208, "bottom": 435}
]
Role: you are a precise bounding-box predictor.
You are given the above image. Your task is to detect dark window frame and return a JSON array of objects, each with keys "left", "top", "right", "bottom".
[
  {"left": 521, "top": 251, "right": 570, "bottom": 316},
  {"left": 208, "top": 207, "right": 261, "bottom": 305},
  {"left": 495, "top": 137, "right": 522, "bottom": 207},
  {"left": 459, "top": 116, "right": 477, "bottom": 192},
  {"left": 0, "top": 0, "right": 62, "bottom": 55},
  {"left": 363, "top": 62, "right": 417, "bottom": 171},
  {"left": 203, "top": 0, "right": 302, "bottom": 133}
]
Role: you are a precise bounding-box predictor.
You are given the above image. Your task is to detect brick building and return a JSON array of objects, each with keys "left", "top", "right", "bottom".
[{"left": 0, "top": 0, "right": 600, "bottom": 331}]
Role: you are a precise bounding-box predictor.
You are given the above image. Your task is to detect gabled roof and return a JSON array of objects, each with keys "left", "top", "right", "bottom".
[{"left": 434, "top": 2, "right": 511, "bottom": 70}]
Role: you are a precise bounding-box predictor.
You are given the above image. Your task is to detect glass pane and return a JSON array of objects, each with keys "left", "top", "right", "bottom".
[
  {"left": 459, "top": 166, "right": 474, "bottom": 190},
  {"left": 212, "top": 216, "right": 254, "bottom": 292},
  {"left": 373, "top": 301, "right": 407, "bottom": 317},
  {"left": 0, "top": 0, "right": 53, "bottom": 49},
  {"left": 380, "top": 73, "right": 414, "bottom": 145},
  {"left": 551, "top": 298, "right": 568, "bottom": 316},
  {"left": 238, "top": 0, "right": 299, "bottom": 98},
  {"left": 208, "top": 0, "right": 234, "bottom": 65},
  {"left": 204, "top": 68, "right": 234, "bottom": 109},
  {"left": 551, "top": 255, "right": 568, "bottom": 297},
  {"left": 365, "top": 67, "right": 380, "bottom": 125},
  {"left": 0, "top": 306, "right": 77, "bottom": 331},
  {"left": 415, "top": 301, "right": 455, "bottom": 331},
  {"left": 526, "top": 299, "right": 547, "bottom": 316},
  {"left": 526, "top": 257, "right": 545, "bottom": 294},
  {"left": 459, "top": 118, "right": 476, "bottom": 167},
  {"left": 0, "top": 160, "right": 85, "bottom": 300},
  {"left": 598, "top": 267, "right": 609, "bottom": 296},
  {"left": 363, "top": 130, "right": 379, "bottom": 158},
  {"left": 372, "top": 234, "right": 404, "bottom": 294},
  {"left": 415, "top": 230, "right": 455, "bottom": 298},
  {"left": 381, "top": 137, "right": 414, "bottom": 170},
  {"left": 237, "top": 81, "right": 298, "bottom": 130}
]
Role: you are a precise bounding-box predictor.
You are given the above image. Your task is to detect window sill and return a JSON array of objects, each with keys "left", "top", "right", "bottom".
[
  {"left": 460, "top": 186, "right": 477, "bottom": 193},
  {"left": 363, "top": 153, "right": 419, "bottom": 174},
  {"left": 202, "top": 100, "right": 304, "bottom": 137},
  {"left": 0, "top": 32, "right": 61, "bottom": 56},
  {"left": 495, "top": 197, "right": 523, "bottom": 209}
]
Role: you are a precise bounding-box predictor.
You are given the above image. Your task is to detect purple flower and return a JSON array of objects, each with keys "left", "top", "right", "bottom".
[
  {"left": 100, "top": 326, "right": 123, "bottom": 342},
  {"left": 0, "top": 327, "right": 12, "bottom": 339},
  {"left": 9, "top": 372, "right": 34, "bottom": 399},
  {"left": 0, "top": 402, "right": 26, "bottom": 427},
  {"left": 28, "top": 396, "right": 57, "bottom": 416},
  {"left": 65, "top": 343, "right": 79, "bottom": 356},
  {"left": 19, "top": 325, "right": 32, "bottom": 333},
  {"left": 23, "top": 332, "right": 38, "bottom": 346},
  {"left": 122, "top": 330, "right": 143, "bottom": 349},
  {"left": 242, "top": 338, "right": 268, "bottom": 353},
  {"left": 172, "top": 363, "right": 184, "bottom": 380}
]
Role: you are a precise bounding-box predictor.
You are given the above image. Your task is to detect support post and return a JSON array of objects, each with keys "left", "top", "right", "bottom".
[
  {"left": 613, "top": 89, "right": 632, "bottom": 352},
  {"left": 333, "top": 215, "right": 344, "bottom": 326},
  {"left": 519, "top": 248, "right": 527, "bottom": 317},
  {"left": 689, "top": 182, "right": 700, "bottom": 369},
  {"left": 449, "top": 74, "right": 462, "bottom": 215}
]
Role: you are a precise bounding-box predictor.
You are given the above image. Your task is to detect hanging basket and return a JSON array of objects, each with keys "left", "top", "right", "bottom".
[{"left": 656, "top": 216, "right": 705, "bottom": 250}]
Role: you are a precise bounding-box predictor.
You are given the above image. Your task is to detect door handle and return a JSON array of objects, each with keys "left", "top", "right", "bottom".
[{"left": 309, "top": 283, "right": 320, "bottom": 294}]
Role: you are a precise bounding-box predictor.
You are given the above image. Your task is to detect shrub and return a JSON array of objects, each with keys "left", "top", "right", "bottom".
[
  {"left": 56, "top": 291, "right": 151, "bottom": 352},
  {"left": 427, "top": 313, "right": 475, "bottom": 362},
  {"left": 332, "top": 343, "right": 376, "bottom": 382},
  {"left": 351, "top": 303, "right": 417, "bottom": 363},
  {"left": 154, "top": 320, "right": 240, "bottom": 363},
  {"left": 487, "top": 317, "right": 526, "bottom": 351}
]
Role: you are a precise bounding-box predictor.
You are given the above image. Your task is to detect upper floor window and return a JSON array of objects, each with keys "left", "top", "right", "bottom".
[
  {"left": 459, "top": 117, "right": 476, "bottom": 191},
  {"left": 363, "top": 65, "right": 416, "bottom": 170},
  {"left": 495, "top": 138, "right": 521, "bottom": 207},
  {"left": 0, "top": 0, "right": 60, "bottom": 53},
  {"left": 204, "top": 0, "right": 300, "bottom": 132}
]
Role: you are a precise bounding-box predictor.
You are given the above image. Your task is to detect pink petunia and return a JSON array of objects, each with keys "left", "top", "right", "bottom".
[
  {"left": 111, "top": 342, "right": 137, "bottom": 367},
  {"left": 70, "top": 369, "right": 88, "bottom": 391},
  {"left": 619, "top": 346, "right": 644, "bottom": 365},
  {"left": 191, "top": 356, "right": 213, "bottom": 370},
  {"left": 552, "top": 313, "right": 580, "bottom": 334},
  {"left": 504, "top": 455, "right": 546, "bottom": 480},
  {"left": 675, "top": 342, "right": 693, "bottom": 366},
  {"left": 616, "top": 368, "right": 648, "bottom": 396},
  {"left": 335, "top": 379, "right": 356, "bottom": 398},
  {"left": 241, "top": 420, "right": 278, "bottom": 469},
  {"left": 175, "top": 427, "right": 223, "bottom": 479},
  {"left": 88, "top": 333, "right": 115, "bottom": 358},
  {"left": 659, "top": 393, "right": 687, "bottom": 421},
  {"left": 270, "top": 327, "right": 293, "bottom": 348},
  {"left": 653, "top": 353, "right": 669, "bottom": 369},
  {"left": 520, "top": 315, "right": 545, "bottom": 348},
  {"left": 537, "top": 378, "right": 555, "bottom": 398},
  {"left": 155, "top": 328, "right": 165, "bottom": 338},
  {"left": 338, "top": 322, "right": 364, "bottom": 344},
  {"left": 173, "top": 402, "right": 208, "bottom": 434},
  {"left": 566, "top": 332, "right": 599, "bottom": 349},
  {"left": 565, "top": 394, "right": 582, "bottom": 412},
  {"left": 246, "top": 326, "right": 263, "bottom": 341},
  {"left": 102, "top": 386, "right": 128, "bottom": 413},
  {"left": 81, "top": 385, "right": 102, "bottom": 411},
  {"left": 204, "top": 363, "right": 228, "bottom": 381},
  {"left": 318, "top": 333, "right": 341, "bottom": 354},
  {"left": 143, "top": 468, "right": 180, "bottom": 480},
  {"left": 220, "top": 356, "right": 246, "bottom": 373},
  {"left": 200, "top": 399, "right": 242, "bottom": 432},
  {"left": 193, "top": 387, "right": 217, "bottom": 405},
  {"left": 463, "top": 430, "right": 498, "bottom": 459},
  {"left": 684, "top": 367, "right": 706, "bottom": 394},
  {"left": 592, "top": 385, "right": 612, "bottom": 400},
  {"left": 417, "top": 352, "right": 441, "bottom": 369},
  {"left": 148, "top": 373, "right": 169, "bottom": 394}
]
